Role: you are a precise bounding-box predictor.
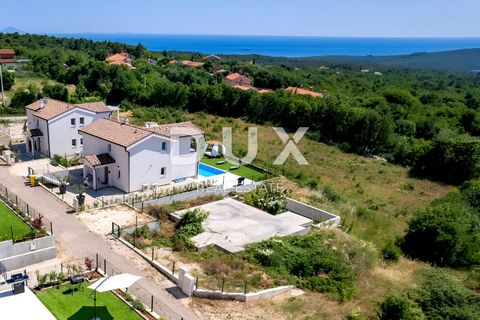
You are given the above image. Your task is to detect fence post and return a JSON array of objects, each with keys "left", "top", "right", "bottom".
[
  {"left": 27, "top": 204, "right": 29, "bottom": 216},
  {"left": 244, "top": 280, "right": 247, "bottom": 294},
  {"left": 151, "top": 247, "right": 154, "bottom": 261},
  {"left": 95, "top": 253, "right": 99, "bottom": 271},
  {"left": 221, "top": 278, "right": 225, "bottom": 293},
  {"left": 50, "top": 222, "right": 53, "bottom": 235},
  {"left": 10, "top": 226, "right": 14, "bottom": 242},
  {"left": 141, "top": 202, "right": 144, "bottom": 213},
  {"left": 112, "top": 222, "right": 114, "bottom": 235},
  {"left": 102, "top": 197, "right": 104, "bottom": 207},
  {"left": 61, "top": 263, "right": 63, "bottom": 274},
  {"left": 196, "top": 276, "right": 199, "bottom": 290},
  {"left": 150, "top": 295, "right": 154, "bottom": 313},
  {"left": 15, "top": 195, "right": 18, "bottom": 208},
  {"left": 172, "top": 262, "right": 175, "bottom": 275},
  {"left": 103, "top": 259, "right": 106, "bottom": 275}
]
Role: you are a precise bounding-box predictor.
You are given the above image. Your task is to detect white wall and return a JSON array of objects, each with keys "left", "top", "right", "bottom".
[
  {"left": 81, "top": 133, "right": 130, "bottom": 192},
  {"left": 37, "top": 117, "right": 50, "bottom": 156},
  {"left": 128, "top": 135, "right": 172, "bottom": 192},
  {"left": 48, "top": 109, "right": 111, "bottom": 157},
  {"left": 170, "top": 135, "right": 200, "bottom": 180}
]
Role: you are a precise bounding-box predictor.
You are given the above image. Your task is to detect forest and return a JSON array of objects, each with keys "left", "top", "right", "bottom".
[
  {"left": 2, "top": 33, "right": 480, "bottom": 186},
  {"left": 2, "top": 32, "right": 480, "bottom": 319}
]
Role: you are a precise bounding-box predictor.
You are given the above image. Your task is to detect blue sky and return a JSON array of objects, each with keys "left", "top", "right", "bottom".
[{"left": 2, "top": 0, "right": 479, "bottom": 37}]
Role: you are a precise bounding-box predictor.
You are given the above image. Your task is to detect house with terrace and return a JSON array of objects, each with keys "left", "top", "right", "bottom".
[
  {"left": 78, "top": 118, "right": 204, "bottom": 193},
  {"left": 25, "top": 98, "right": 112, "bottom": 158}
]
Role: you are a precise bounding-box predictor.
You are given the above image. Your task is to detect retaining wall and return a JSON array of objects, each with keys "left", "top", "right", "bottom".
[
  {"left": 0, "top": 235, "right": 56, "bottom": 270},
  {"left": 286, "top": 198, "right": 341, "bottom": 227},
  {"left": 193, "top": 285, "right": 296, "bottom": 302}
]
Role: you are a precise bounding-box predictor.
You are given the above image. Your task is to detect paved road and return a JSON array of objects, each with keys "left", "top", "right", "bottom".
[{"left": 0, "top": 165, "right": 201, "bottom": 320}]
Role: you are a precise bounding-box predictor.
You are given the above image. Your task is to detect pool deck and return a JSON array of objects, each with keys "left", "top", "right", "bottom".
[{"left": 197, "top": 163, "right": 253, "bottom": 189}]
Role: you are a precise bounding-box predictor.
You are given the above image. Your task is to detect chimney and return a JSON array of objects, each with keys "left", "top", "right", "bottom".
[{"left": 39, "top": 97, "right": 48, "bottom": 109}]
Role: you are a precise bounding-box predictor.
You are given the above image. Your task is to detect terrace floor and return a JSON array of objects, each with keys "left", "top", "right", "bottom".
[
  {"left": 0, "top": 287, "right": 55, "bottom": 320},
  {"left": 171, "top": 198, "right": 312, "bottom": 253}
]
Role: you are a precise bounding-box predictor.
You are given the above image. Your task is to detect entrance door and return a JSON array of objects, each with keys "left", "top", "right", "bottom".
[{"left": 104, "top": 167, "right": 109, "bottom": 185}]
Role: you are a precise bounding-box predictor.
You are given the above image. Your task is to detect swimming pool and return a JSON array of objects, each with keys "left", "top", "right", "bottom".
[{"left": 198, "top": 163, "right": 224, "bottom": 177}]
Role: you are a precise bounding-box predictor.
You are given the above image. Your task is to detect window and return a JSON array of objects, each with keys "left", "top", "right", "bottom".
[
  {"left": 70, "top": 118, "right": 76, "bottom": 127},
  {"left": 108, "top": 144, "right": 112, "bottom": 152},
  {"left": 80, "top": 138, "right": 83, "bottom": 146},
  {"left": 161, "top": 142, "right": 167, "bottom": 151},
  {"left": 71, "top": 139, "right": 77, "bottom": 148},
  {"left": 160, "top": 167, "right": 166, "bottom": 176},
  {"left": 79, "top": 117, "right": 85, "bottom": 126}
]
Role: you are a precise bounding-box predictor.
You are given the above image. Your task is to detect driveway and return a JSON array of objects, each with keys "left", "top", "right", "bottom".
[{"left": 0, "top": 165, "right": 201, "bottom": 320}]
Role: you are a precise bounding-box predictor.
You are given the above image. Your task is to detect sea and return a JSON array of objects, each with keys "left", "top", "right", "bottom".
[{"left": 51, "top": 34, "right": 480, "bottom": 57}]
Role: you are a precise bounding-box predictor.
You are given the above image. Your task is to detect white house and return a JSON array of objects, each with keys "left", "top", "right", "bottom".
[
  {"left": 78, "top": 118, "right": 204, "bottom": 193},
  {"left": 25, "top": 98, "right": 112, "bottom": 158}
]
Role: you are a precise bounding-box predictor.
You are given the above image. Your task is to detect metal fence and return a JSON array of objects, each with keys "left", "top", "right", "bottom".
[
  {"left": 95, "top": 253, "right": 185, "bottom": 320},
  {"left": 0, "top": 181, "right": 54, "bottom": 238}
]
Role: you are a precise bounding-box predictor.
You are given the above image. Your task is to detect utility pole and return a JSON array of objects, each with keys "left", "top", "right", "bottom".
[{"left": 0, "top": 63, "right": 4, "bottom": 106}]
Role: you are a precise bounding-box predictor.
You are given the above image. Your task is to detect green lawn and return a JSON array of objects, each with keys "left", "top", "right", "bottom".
[
  {"left": 200, "top": 157, "right": 268, "bottom": 181},
  {"left": 36, "top": 284, "right": 143, "bottom": 320},
  {"left": 0, "top": 201, "right": 32, "bottom": 241}
]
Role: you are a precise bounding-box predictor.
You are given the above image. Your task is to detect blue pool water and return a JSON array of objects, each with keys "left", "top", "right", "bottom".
[{"left": 198, "top": 163, "right": 224, "bottom": 177}]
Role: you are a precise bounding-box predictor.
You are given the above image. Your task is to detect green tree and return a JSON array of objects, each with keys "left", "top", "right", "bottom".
[
  {"left": 401, "top": 194, "right": 480, "bottom": 267},
  {"left": 42, "top": 84, "right": 68, "bottom": 101}
]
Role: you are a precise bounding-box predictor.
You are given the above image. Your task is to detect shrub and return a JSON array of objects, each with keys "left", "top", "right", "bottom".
[
  {"left": 381, "top": 242, "right": 401, "bottom": 262},
  {"left": 244, "top": 230, "right": 377, "bottom": 301},
  {"left": 379, "top": 295, "right": 425, "bottom": 320},
  {"left": 460, "top": 179, "right": 480, "bottom": 209},
  {"left": 84, "top": 257, "right": 94, "bottom": 271},
  {"left": 416, "top": 269, "right": 480, "bottom": 319},
  {"left": 32, "top": 215, "right": 44, "bottom": 230},
  {"left": 132, "top": 299, "right": 145, "bottom": 311},
  {"left": 173, "top": 208, "right": 209, "bottom": 251},
  {"left": 244, "top": 182, "right": 287, "bottom": 215},
  {"left": 323, "top": 185, "right": 342, "bottom": 202},
  {"left": 401, "top": 193, "right": 480, "bottom": 267}
]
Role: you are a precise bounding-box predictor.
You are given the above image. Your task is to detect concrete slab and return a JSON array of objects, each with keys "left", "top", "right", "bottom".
[
  {"left": 0, "top": 287, "right": 56, "bottom": 320},
  {"left": 173, "top": 198, "right": 312, "bottom": 253}
]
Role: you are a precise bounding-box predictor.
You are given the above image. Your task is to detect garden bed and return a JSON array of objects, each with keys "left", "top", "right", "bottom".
[{"left": 0, "top": 200, "right": 32, "bottom": 241}]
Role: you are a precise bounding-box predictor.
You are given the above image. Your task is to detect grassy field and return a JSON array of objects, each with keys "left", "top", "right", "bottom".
[
  {"left": 184, "top": 113, "right": 452, "bottom": 247},
  {"left": 0, "top": 200, "right": 32, "bottom": 241},
  {"left": 3, "top": 73, "right": 58, "bottom": 106},
  {"left": 36, "top": 284, "right": 143, "bottom": 320},
  {"left": 131, "top": 110, "right": 452, "bottom": 246},
  {"left": 201, "top": 157, "right": 268, "bottom": 181}
]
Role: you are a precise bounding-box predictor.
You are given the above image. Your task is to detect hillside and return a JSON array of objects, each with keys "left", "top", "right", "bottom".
[{"left": 222, "top": 48, "right": 480, "bottom": 71}]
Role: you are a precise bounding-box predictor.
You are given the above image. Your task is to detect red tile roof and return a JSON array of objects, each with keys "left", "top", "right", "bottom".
[
  {"left": 0, "top": 49, "right": 15, "bottom": 55},
  {"left": 286, "top": 86, "right": 324, "bottom": 98},
  {"left": 146, "top": 122, "right": 203, "bottom": 137},
  {"left": 79, "top": 118, "right": 152, "bottom": 148},
  {"left": 25, "top": 99, "right": 110, "bottom": 121},
  {"left": 84, "top": 153, "right": 116, "bottom": 167},
  {"left": 79, "top": 119, "right": 203, "bottom": 148},
  {"left": 226, "top": 73, "right": 244, "bottom": 81}
]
